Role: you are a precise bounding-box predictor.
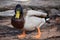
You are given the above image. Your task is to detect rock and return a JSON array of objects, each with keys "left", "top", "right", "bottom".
[
  {"left": 0, "top": 10, "right": 14, "bottom": 16},
  {"left": 55, "top": 17, "right": 60, "bottom": 24},
  {"left": 0, "top": 0, "right": 60, "bottom": 11},
  {"left": 49, "top": 9, "right": 60, "bottom": 17}
]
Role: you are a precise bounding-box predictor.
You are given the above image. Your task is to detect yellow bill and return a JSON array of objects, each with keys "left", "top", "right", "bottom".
[{"left": 15, "top": 11, "right": 20, "bottom": 19}]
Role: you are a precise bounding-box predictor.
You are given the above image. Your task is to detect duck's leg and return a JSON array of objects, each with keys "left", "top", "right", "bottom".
[
  {"left": 32, "top": 27, "right": 41, "bottom": 39},
  {"left": 17, "top": 29, "right": 26, "bottom": 39}
]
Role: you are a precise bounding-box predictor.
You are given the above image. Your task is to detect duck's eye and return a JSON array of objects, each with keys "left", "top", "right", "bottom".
[{"left": 15, "top": 11, "right": 20, "bottom": 19}]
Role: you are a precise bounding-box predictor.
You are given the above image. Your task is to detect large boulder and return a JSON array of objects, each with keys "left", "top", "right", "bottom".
[{"left": 0, "top": 0, "right": 60, "bottom": 10}]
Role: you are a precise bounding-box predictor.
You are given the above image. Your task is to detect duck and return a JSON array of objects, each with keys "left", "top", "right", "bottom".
[{"left": 11, "top": 4, "right": 49, "bottom": 39}]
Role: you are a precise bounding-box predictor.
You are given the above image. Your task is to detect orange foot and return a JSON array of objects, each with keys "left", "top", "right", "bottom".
[
  {"left": 32, "top": 34, "right": 41, "bottom": 39},
  {"left": 17, "top": 34, "right": 26, "bottom": 39},
  {"left": 32, "top": 27, "right": 41, "bottom": 39},
  {"left": 17, "top": 30, "right": 26, "bottom": 39}
]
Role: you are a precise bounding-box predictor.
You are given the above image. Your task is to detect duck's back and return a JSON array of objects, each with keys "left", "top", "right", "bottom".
[{"left": 24, "top": 10, "right": 46, "bottom": 31}]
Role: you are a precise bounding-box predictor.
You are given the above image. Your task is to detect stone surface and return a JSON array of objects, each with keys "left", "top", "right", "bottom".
[
  {"left": 49, "top": 9, "right": 60, "bottom": 16},
  {"left": 0, "top": 0, "right": 60, "bottom": 11}
]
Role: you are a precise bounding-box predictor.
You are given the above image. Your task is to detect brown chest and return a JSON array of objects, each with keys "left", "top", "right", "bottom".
[{"left": 11, "top": 18, "right": 25, "bottom": 29}]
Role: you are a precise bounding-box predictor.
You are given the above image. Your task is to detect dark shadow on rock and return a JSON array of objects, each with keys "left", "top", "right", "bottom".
[
  {"left": 0, "top": 16, "right": 12, "bottom": 21},
  {"left": 0, "top": 25, "right": 22, "bottom": 36},
  {"left": 0, "top": 25, "right": 36, "bottom": 37}
]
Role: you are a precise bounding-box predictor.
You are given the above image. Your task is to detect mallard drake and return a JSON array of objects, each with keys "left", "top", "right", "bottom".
[
  {"left": 11, "top": 4, "right": 48, "bottom": 39},
  {"left": 11, "top": 4, "right": 25, "bottom": 38},
  {"left": 11, "top": 4, "right": 24, "bottom": 29}
]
